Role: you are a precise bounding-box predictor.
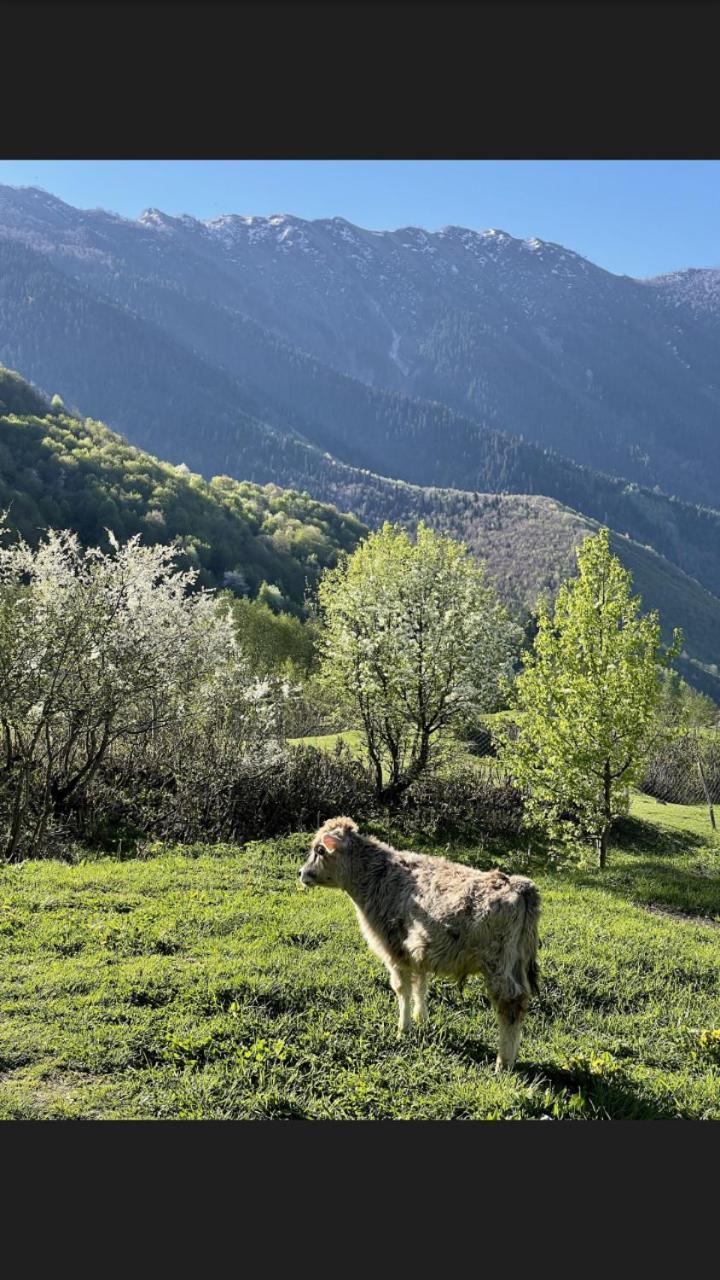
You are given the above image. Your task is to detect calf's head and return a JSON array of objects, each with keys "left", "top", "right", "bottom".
[{"left": 299, "top": 817, "right": 358, "bottom": 888}]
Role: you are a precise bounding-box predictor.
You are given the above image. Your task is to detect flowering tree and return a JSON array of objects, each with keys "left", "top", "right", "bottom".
[
  {"left": 317, "top": 522, "right": 519, "bottom": 800},
  {"left": 0, "top": 527, "right": 266, "bottom": 860}
]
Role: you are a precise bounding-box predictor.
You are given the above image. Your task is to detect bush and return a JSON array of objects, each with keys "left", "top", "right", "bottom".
[
  {"left": 72, "top": 741, "right": 375, "bottom": 852},
  {"left": 0, "top": 527, "right": 259, "bottom": 862},
  {"left": 51, "top": 744, "right": 525, "bottom": 859},
  {"left": 394, "top": 767, "right": 524, "bottom": 841}
]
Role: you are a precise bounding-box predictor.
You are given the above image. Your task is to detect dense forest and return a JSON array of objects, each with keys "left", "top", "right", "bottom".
[{"left": 0, "top": 365, "right": 366, "bottom": 611}]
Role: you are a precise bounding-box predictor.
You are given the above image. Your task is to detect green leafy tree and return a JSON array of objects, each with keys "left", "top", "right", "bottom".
[
  {"left": 317, "top": 522, "right": 519, "bottom": 800},
  {"left": 498, "top": 528, "right": 679, "bottom": 867},
  {"left": 230, "top": 595, "right": 317, "bottom": 678}
]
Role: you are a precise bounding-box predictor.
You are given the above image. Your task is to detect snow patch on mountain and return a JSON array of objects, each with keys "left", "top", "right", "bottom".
[
  {"left": 645, "top": 267, "right": 720, "bottom": 317},
  {"left": 389, "top": 328, "right": 410, "bottom": 376}
]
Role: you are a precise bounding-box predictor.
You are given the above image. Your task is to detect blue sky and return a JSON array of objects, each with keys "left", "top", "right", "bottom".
[{"left": 1, "top": 160, "right": 719, "bottom": 278}]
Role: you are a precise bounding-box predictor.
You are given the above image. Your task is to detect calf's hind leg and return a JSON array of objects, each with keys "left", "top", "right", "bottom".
[
  {"left": 494, "top": 995, "right": 529, "bottom": 1072},
  {"left": 388, "top": 965, "right": 412, "bottom": 1038}
]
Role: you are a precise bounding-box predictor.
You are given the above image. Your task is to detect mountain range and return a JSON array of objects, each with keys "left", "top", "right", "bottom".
[
  {"left": 2, "top": 184, "right": 720, "bottom": 506},
  {"left": 0, "top": 183, "right": 718, "bottom": 697}
]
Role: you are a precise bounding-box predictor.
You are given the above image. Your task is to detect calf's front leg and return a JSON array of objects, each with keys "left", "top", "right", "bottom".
[
  {"left": 388, "top": 966, "right": 412, "bottom": 1038},
  {"left": 411, "top": 971, "right": 429, "bottom": 1024}
]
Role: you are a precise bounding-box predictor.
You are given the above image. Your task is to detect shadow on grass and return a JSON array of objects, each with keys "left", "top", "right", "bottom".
[
  {"left": 516, "top": 1060, "right": 686, "bottom": 1120},
  {"left": 534, "top": 815, "right": 720, "bottom": 920},
  {"left": 566, "top": 857, "right": 720, "bottom": 921},
  {"left": 611, "top": 815, "right": 708, "bottom": 859},
  {"left": 410, "top": 1025, "right": 683, "bottom": 1118}
]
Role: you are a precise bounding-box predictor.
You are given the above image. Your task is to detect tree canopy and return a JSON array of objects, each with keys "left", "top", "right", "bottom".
[
  {"left": 498, "top": 528, "right": 678, "bottom": 865},
  {"left": 317, "top": 522, "right": 519, "bottom": 799}
]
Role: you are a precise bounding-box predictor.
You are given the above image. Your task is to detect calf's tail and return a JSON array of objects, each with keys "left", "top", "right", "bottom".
[{"left": 512, "top": 877, "right": 540, "bottom": 998}]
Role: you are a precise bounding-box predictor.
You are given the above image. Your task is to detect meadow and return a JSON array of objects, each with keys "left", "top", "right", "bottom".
[{"left": 1, "top": 794, "right": 718, "bottom": 1120}]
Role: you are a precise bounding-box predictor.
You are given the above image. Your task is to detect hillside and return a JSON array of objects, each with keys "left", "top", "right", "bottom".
[
  {"left": 2, "top": 185, "right": 720, "bottom": 506},
  {"left": 291, "top": 466, "right": 720, "bottom": 701},
  {"left": 0, "top": 366, "right": 366, "bottom": 610},
  {"left": 1, "top": 365, "right": 718, "bottom": 700},
  {"left": 1, "top": 236, "right": 720, "bottom": 607}
]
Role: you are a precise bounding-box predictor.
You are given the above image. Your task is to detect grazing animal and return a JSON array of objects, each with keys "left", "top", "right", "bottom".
[{"left": 299, "top": 817, "right": 540, "bottom": 1071}]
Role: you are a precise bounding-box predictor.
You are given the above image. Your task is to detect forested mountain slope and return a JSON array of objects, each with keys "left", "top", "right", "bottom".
[
  {"left": 294, "top": 467, "right": 720, "bottom": 701},
  {"left": 0, "top": 366, "right": 366, "bottom": 609}
]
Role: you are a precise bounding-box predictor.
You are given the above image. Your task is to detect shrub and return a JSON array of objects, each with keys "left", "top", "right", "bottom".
[
  {"left": 74, "top": 740, "right": 375, "bottom": 851},
  {"left": 56, "top": 744, "right": 525, "bottom": 857},
  {"left": 394, "top": 766, "right": 524, "bottom": 841},
  {"left": 0, "top": 526, "right": 262, "bottom": 861}
]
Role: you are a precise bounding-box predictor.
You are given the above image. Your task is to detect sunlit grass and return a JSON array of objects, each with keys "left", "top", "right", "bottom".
[{"left": 1, "top": 800, "right": 718, "bottom": 1120}]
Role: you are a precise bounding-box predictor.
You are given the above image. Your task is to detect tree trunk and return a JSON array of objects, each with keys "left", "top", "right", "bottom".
[
  {"left": 597, "top": 758, "right": 612, "bottom": 869},
  {"left": 52, "top": 717, "right": 113, "bottom": 809},
  {"left": 378, "top": 728, "right": 432, "bottom": 806}
]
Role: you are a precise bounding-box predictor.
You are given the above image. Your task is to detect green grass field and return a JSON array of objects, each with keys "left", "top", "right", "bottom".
[
  {"left": 287, "top": 729, "right": 365, "bottom": 754},
  {"left": 286, "top": 726, "right": 503, "bottom": 778},
  {"left": 1, "top": 795, "right": 718, "bottom": 1120}
]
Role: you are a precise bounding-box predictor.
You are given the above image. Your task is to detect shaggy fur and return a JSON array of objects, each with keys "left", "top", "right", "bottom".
[{"left": 299, "top": 816, "right": 540, "bottom": 1071}]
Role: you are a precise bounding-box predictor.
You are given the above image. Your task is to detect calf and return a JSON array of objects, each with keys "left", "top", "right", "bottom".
[{"left": 300, "top": 816, "right": 539, "bottom": 1071}]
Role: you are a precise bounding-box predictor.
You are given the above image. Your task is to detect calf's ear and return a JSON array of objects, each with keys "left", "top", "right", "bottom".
[{"left": 321, "top": 833, "right": 342, "bottom": 852}]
